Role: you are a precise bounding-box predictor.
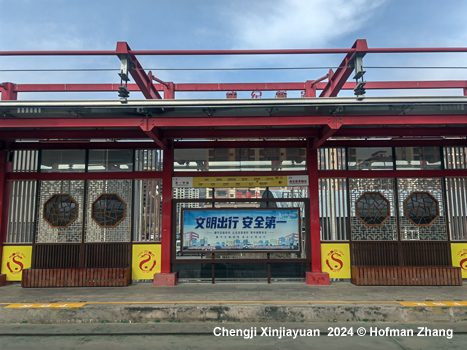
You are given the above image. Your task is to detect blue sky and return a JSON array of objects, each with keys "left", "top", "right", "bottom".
[{"left": 0, "top": 0, "right": 466, "bottom": 100}]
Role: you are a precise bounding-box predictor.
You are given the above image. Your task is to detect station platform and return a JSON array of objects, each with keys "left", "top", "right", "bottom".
[{"left": 0, "top": 281, "right": 466, "bottom": 324}]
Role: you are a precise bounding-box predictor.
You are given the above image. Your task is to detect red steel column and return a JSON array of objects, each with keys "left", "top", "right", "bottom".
[
  {"left": 306, "top": 143, "right": 330, "bottom": 285},
  {"left": 1, "top": 83, "right": 18, "bottom": 100},
  {"left": 0, "top": 151, "right": 10, "bottom": 285},
  {"left": 154, "top": 142, "right": 177, "bottom": 285}
]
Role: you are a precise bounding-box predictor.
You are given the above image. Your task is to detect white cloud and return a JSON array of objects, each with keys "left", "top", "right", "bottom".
[{"left": 229, "top": 0, "right": 387, "bottom": 49}]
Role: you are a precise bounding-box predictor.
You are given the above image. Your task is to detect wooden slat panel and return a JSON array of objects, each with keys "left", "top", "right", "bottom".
[
  {"left": 20, "top": 268, "right": 131, "bottom": 287},
  {"left": 350, "top": 266, "right": 463, "bottom": 286}
]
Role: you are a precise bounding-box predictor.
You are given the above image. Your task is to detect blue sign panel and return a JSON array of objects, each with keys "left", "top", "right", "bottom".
[{"left": 181, "top": 208, "right": 300, "bottom": 252}]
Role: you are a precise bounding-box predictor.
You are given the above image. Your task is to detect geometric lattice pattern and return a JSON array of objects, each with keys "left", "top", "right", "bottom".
[
  {"left": 350, "top": 178, "right": 397, "bottom": 241},
  {"left": 133, "top": 179, "right": 162, "bottom": 242},
  {"left": 43, "top": 194, "right": 78, "bottom": 228},
  {"left": 356, "top": 192, "right": 390, "bottom": 226},
  {"left": 398, "top": 178, "right": 447, "bottom": 241},
  {"left": 92, "top": 194, "right": 126, "bottom": 228},
  {"left": 404, "top": 192, "right": 439, "bottom": 226},
  {"left": 319, "top": 178, "right": 349, "bottom": 241},
  {"left": 85, "top": 180, "right": 132, "bottom": 243},
  {"left": 36, "top": 180, "right": 85, "bottom": 243}
]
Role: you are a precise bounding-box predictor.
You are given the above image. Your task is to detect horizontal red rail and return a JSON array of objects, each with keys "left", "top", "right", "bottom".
[
  {"left": 9, "top": 81, "right": 467, "bottom": 93},
  {"left": 1, "top": 47, "right": 466, "bottom": 56}
]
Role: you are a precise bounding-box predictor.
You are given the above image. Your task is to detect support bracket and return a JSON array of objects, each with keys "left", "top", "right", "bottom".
[
  {"left": 312, "top": 117, "right": 343, "bottom": 149},
  {"left": 116, "top": 42, "right": 162, "bottom": 100},
  {"left": 140, "top": 117, "right": 169, "bottom": 150},
  {"left": 320, "top": 39, "right": 368, "bottom": 97}
]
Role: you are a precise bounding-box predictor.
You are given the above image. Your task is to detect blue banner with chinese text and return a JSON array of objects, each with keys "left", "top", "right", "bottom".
[{"left": 182, "top": 208, "right": 300, "bottom": 252}]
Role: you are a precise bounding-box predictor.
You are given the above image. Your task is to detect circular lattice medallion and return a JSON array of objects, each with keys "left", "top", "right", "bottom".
[
  {"left": 43, "top": 194, "right": 78, "bottom": 228},
  {"left": 404, "top": 192, "right": 439, "bottom": 226},
  {"left": 356, "top": 192, "right": 390, "bottom": 226},
  {"left": 92, "top": 194, "right": 126, "bottom": 228}
]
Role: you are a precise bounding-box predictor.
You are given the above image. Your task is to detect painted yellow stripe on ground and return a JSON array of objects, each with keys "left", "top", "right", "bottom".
[
  {"left": 5, "top": 303, "right": 85, "bottom": 308},
  {"left": 84, "top": 300, "right": 401, "bottom": 305},
  {"left": 399, "top": 301, "right": 467, "bottom": 307},
  {"left": 3, "top": 301, "right": 467, "bottom": 308}
]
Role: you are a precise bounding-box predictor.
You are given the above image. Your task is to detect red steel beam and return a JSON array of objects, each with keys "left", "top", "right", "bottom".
[
  {"left": 9, "top": 142, "right": 161, "bottom": 150},
  {"left": 174, "top": 140, "right": 306, "bottom": 149},
  {"left": 319, "top": 169, "right": 467, "bottom": 178},
  {"left": 5, "top": 139, "right": 464, "bottom": 151},
  {"left": 334, "top": 127, "right": 467, "bottom": 137},
  {"left": 173, "top": 170, "right": 308, "bottom": 178},
  {"left": 1, "top": 47, "right": 466, "bottom": 57},
  {"left": 161, "top": 143, "right": 173, "bottom": 274},
  {"left": 3, "top": 126, "right": 463, "bottom": 141},
  {"left": 116, "top": 42, "right": 162, "bottom": 100},
  {"left": 0, "top": 114, "right": 465, "bottom": 129},
  {"left": 9, "top": 169, "right": 467, "bottom": 181},
  {"left": 0, "top": 151, "right": 10, "bottom": 268},
  {"left": 0, "top": 82, "right": 18, "bottom": 100},
  {"left": 141, "top": 127, "right": 168, "bottom": 150},
  {"left": 0, "top": 49, "right": 354, "bottom": 56},
  {"left": 312, "top": 125, "right": 339, "bottom": 149},
  {"left": 320, "top": 39, "right": 368, "bottom": 97},
  {"left": 323, "top": 139, "right": 466, "bottom": 148},
  {"left": 0, "top": 128, "right": 317, "bottom": 141},
  {"left": 0, "top": 118, "right": 143, "bottom": 128},
  {"left": 10, "top": 80, "right": 467, "bottom": 93},
  {"left": 312, "top": 117, "right": 343, "bottom": 149},
  {"left": 307, "top": 145, "right": 322, "bottom": 273},
  {"left": 164, "top": 128, "right": 320, "bottom": 139},
  {"left": 0, "top": 130, "right": 147, "bottom": 140},
  {"left": 140, "top": 117, "right": 168, "bottom": 150},
  {"left": 7, "top": 172, "right": 164, "bottom": 181},
  {"left": 9, "top": 138, "right": 464, "bottom": 151}
]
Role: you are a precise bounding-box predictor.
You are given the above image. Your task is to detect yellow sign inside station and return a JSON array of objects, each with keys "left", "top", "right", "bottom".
[{"left": 193, "top": 176, "right": 287, "bottom": 188}]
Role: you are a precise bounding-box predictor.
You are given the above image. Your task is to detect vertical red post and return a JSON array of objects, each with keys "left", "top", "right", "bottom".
[
  {"left": 305, "top": 142, "right": 330, "bottom": 285},
  {"left": 154, "top": 142, "right": 177, "bottom": 285},
  {"left": 304, "top": 81, "right": 317, "bottom": 97},
  {"left": 1, "top": 83, "right": 18, "bottom": 100},
  {"left": 0, "top": 151, "right": 10, "bottom": 285},
  {"left": 163, "top": 82, "right": 175, "bottom": 99}
]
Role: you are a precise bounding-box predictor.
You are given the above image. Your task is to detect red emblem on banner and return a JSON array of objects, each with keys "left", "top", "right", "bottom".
[
  {"left": 138, "top": 250, "right": 157, "bottom": 273},
  {"left": 458, "top": 250, "right": 467, "bottom": 271},
  {"left": 326, "top": 249, "right": 344, "bottom": 272},
  {"left": 7, "top": 252, "right": 26, "bottom": 275}
]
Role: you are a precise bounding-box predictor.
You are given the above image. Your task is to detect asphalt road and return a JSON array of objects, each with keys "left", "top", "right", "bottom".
[{"left": 0, "top": 323, "right": 465, "bottom": 350}]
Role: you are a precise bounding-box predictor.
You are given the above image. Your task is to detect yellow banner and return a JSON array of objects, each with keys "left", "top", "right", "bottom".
[
  {"left": 193, "top": 176, "right": 286, "bottom": 188},
  {"left": 132, "top": 244, "right": 161, "bottom": 280},
  {"left": 451, "top": 243, "right": 467, "bottom": 279},
  {"left": 321, "top": 243, "right": 351, "bottom": 279},
  {"left": 1, "top": 245, "right": 32, "bottom": 281}
]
